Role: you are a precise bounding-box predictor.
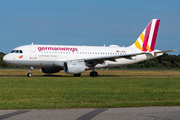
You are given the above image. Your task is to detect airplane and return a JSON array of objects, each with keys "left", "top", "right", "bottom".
[{"left": 3, "top": 19, "right": 175, "bottom": 77}]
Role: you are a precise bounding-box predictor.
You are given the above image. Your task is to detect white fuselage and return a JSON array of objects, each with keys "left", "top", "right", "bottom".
[{"left": 3, "top": 44, "right": 162, "bottom": 68}]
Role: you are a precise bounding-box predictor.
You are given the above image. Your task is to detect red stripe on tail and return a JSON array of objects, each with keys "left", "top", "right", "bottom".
[{"left": 150, "top": 19, "right": 160, "bottom": 51}]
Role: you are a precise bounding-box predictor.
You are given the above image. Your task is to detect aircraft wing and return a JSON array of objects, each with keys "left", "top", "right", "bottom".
[
  {"left": 54, "top": 52, "right": 144, "bottom": 67},
  {"left": 72, "top": 50, "right": 176, "bottom": 67}
]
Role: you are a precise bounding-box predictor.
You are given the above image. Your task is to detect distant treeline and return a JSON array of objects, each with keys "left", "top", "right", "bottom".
[{"left": 0, "top": 52, "right": 180, "bottom": 69}]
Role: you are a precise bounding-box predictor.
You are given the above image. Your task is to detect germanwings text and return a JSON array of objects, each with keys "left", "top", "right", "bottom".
[{"left": 38, "top": 47, "right": 78, "bottom": 52}]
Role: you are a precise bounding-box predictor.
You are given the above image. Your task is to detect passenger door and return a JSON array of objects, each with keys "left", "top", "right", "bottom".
[{"left": 30, "top": 46, "right": 37, "bottom": 59}]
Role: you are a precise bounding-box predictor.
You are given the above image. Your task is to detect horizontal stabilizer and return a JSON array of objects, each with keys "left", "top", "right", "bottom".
[
  {"left": 141, "top": 50, "right": 176, "bottom": 56},
  {"left": 154, "top": 50, "right": 176, "bottom": 54}
]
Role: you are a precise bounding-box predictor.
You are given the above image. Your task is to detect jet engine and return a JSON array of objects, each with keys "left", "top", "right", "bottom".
[
  {"left": 64, "top": 61, "right": 86, "bottom": 74},
  {"left": 41, "top": 67, "right": 62, "bottom": 73}
]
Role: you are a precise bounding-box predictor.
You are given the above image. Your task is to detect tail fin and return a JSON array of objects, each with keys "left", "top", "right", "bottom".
[{"left": 132, "top": 19, "right": 160, "bottom": 52}]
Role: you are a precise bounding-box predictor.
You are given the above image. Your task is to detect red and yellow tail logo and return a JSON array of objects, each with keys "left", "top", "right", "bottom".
[
  {"left": 18, "top": 55, "right": 23, "bottom": 59},
  {"left": 134, "top": 19, "right": 160, "bottom": 52}
]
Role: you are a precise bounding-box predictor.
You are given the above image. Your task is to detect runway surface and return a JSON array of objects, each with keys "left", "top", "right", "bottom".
[{"left": 0, "top": 106, "right": 180, "bottom": 120}]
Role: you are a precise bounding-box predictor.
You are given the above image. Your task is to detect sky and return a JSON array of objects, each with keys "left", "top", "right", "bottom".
[{"left": 0, "top": 0, "right": 179, "bottom": 55}]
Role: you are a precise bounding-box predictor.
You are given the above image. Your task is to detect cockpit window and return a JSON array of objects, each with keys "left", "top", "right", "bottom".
[
  {"left": 11, "top": 50, "right": 15, "bottom": 53},
  {"left": 11, "top": 50, "right": 23, "bottom": 53}
]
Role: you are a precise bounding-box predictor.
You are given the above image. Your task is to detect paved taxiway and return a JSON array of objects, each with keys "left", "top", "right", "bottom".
[{"left": 0, "top": 107, "right": 180, "bottom": 120}]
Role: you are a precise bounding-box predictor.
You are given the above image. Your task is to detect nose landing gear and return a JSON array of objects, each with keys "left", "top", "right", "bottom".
[{"left": 27, "top": 67, "right": 33, "bottom": 77}]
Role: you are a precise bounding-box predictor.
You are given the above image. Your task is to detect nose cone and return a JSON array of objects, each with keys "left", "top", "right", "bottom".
[
  {"left": 2, "top": 54, "right": 13, "bottom": 64},
  {"left": 3, "top": 54, "right": 22, "bottom": 66},
  {"left": 3, "top": 54, "right": 10, "bottom": 63}
]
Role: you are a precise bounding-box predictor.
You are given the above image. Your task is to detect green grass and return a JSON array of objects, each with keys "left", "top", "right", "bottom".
[
  {"left": 1, "top": 69, "right": 180, "bottom": 77},
  {"left": 0, "top": 77, "right": 180, "bottom": 109}
]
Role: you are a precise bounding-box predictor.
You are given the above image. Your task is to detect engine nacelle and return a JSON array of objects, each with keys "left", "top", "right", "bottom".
[
  {"left": 64, "top": 61, "right": 86, "bottom": 74},
  {"left": 41, "top": 67, "right": 62, "bottom": 73}
]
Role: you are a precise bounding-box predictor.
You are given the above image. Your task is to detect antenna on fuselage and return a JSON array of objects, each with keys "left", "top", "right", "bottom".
[{"left": 31, "top": 42, "right": 34, "bottom": 45}]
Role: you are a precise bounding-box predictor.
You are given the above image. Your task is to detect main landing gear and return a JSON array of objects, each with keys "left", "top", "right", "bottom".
[
  {"left": 90, "top": 71, "right": 98, "bottom": 77},
  {"left": 27, "top": 67, "right": 33, "bottom": 77},
  {"left": 73, "top": 71, "right": 98, "bottom": 77},
  {"left": 73, "top": 72, "right": 98, "bottom": 77}
]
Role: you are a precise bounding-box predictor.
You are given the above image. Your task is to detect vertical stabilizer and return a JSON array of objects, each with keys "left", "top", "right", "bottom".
[{"left": 132, "top": 19, "right": 160, "bottom": 52}]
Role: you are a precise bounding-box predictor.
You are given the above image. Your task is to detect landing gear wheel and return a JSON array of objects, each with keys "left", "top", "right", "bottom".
[
  {"left": 90, "top": 71, "right": 98, "bottom": 77},
  {"left": 73, "top": 73, "right": 81, "bottom": 77},
  {"left": 27, "top": 67, "right": 33, "bottom": 77},
  {"left": 27, "top": 73, "right": 32, "bottom": 77}
]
